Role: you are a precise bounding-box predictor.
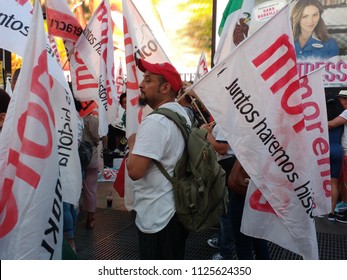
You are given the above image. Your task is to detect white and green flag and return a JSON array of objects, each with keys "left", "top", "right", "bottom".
[{"left": 214, "top": 0, "right": 254, "bottom": 65}]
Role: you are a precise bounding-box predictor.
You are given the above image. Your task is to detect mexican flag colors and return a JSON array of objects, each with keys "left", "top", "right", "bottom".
[{"left": 214, "top": 0, "right": 254, "bottom": 64}]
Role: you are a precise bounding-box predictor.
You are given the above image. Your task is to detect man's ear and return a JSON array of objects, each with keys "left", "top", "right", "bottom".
[
  {"left": 0, "top": 112, "right": 6, "bottom": 129},
  {"left": 160, "top": 82, "right": 171, "bottom": 95}
]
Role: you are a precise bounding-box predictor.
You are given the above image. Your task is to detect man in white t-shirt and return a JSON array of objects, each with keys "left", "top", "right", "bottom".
[
  {"left": 126, "top": 59, "right": 191, "bottom": 259},
  {"left": 328, "top": 90, "right": 347, "bottom": 223}
]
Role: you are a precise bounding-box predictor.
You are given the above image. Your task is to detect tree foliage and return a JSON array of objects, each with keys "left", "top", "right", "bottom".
[{"left": 176, "top": 1, "right": 213, "bottom": 53}]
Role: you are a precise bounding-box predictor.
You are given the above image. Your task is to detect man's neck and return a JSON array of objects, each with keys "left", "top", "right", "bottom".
[{"left": 152, "top": 98, "right": 176, "bottom": 110}]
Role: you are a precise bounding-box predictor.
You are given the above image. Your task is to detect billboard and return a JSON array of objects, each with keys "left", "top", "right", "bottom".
[{"left": 251, "top": 0, "right": 347, "bottom": 87}]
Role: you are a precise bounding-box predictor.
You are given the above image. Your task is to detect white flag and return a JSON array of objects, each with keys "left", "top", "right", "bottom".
[
  {"left": 193, "top": 50, "right": 209, "bottom": 83},
  {"left": 241, "top": 67, "right": 329, "bottom": 259},
  {"left": 75, "top": 0, "right": 117, "bottom": 137},
  {"left": 0, "top": 0, "right": 32, "bottom": 56},
  {"left": 45, "top": 0, "right": 83, "bottom": 42},
  {"left": 122, "top": 0, "right": 172, "bottom": 210},
  {"left": 0, "top": 1, "right": 62, "bottom": 259},
  {"left": 122, "top": 0, "right": 171, "bottom": 137},
  {"left": 45, "top": 0, "right": 100, "bottom": 105},
  {"left": 0, "top": 0, "right": 71, "bottom": 91},
  {"left": 68, "top": 41, "right": 100, "bottom": 102},
  {"left": 0, "top": 0, "right": 83, "bottom": 207},
  {"left": 191, "top": 5, "right": 329, "bottom": 259}
]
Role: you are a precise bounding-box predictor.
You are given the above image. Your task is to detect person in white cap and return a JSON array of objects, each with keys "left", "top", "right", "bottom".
[
  {"left": 126, "top": 59, "right": 192, "bottom": 259},
  {"left": 328, "top": 89, "right": 347, "bottom": 223}
]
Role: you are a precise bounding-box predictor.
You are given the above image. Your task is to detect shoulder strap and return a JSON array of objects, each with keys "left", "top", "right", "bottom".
[
  {"left": 149, "top": 107, "right": 190, "bottom": 182},
  {"left": 155, "top": 160, "right": 173, "bottom": 183}
]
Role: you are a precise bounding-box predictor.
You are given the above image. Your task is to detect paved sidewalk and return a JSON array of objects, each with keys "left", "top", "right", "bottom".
[{"left": 74, "top": 181, "right": 347, "bottom": 260}]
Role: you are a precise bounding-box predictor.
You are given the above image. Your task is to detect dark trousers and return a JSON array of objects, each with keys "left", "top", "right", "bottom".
[
  {"left": 218, "top": 190, "right": 234, "bottom": 259},
  {"left": 138, "top": 214, "right": 189, "bottom": 260},
  {"left": 217, "top": 156, "right": 236, "bottom": 259},
  {"left": 230, "top": 192, "right": 270, "bottom": 260}
]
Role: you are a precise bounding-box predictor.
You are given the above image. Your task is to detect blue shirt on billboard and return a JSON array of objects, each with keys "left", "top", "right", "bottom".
[{"left": 294, "top": 34, "right": 339, "bottom": 60}]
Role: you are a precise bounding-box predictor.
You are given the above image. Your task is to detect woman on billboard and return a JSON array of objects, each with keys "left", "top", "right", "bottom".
[{"left": 291, "top": 0, "right": 339, "bottom": 60}]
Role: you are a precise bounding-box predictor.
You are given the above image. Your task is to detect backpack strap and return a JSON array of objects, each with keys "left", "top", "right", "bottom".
[
  {"left": 155, "top": 160, "right": 173, "bottom": 183},
  {"left": 149, "top": 107, "right": 190, "bottom": 183}
]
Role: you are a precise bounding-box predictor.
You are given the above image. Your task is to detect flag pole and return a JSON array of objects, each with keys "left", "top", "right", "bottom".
[
  {"left": 61, "top": 47, "right": 75, "bottom": 70},
  {"left": 211, "top": 0, "right": 217, "bottom": 68},
  {"left": 177, "top": 86, "right": 209, "bottom": 125},
  {"left": 191, "top": 98, "right": 208, "bottom": 124}
]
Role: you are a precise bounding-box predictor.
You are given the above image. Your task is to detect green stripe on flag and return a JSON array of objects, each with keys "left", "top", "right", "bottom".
[{"left": 218, "top": 0, "right": 244, "bottom": 36}]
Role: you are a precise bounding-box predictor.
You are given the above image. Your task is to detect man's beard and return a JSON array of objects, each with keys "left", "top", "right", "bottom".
[{"left": 138, "top": 95, "right": 147, "bottom": 107}]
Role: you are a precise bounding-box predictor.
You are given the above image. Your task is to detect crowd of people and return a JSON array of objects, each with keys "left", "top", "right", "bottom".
[
  {"left": 1, "top": 0, "right": 346, "bottom": 261},
  {"left": 2, "top": 54, "right": 347, "bottom": 260}
]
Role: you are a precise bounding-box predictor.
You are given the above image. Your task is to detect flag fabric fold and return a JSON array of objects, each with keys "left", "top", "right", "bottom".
[
  {"left": 45, "top": 0, "right": 101, "bottom": 113},
  {"left": 74, "top": 0, "right": 117, "bottom": 137},
  {"left": 0, "top": 0, "right": 63, "bottom": 259},
  {"left": 241, "top": 67, "right": 329, "bottom": 259}
]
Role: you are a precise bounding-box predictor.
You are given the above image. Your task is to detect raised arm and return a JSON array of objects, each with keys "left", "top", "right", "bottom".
[{"left": 328, "top": 116, "right": 347, "bottom": 129}]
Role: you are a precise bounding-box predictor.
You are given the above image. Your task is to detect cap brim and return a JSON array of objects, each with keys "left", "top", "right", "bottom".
[{"left": 138, "top": 59, "right": 154, "bottom": 73}]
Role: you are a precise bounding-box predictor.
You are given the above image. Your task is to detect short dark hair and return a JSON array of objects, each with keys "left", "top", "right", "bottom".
[
  {"left": 120, "top": 92, "right": 126, "bottom": 104},
  {"left": 0, "top": 88, "right": 10, "bottom": 114}
]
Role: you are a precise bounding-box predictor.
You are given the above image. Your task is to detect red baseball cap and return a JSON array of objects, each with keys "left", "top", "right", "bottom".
[{"left": 138, "top": 59, "right": 183, "bottom": 93}]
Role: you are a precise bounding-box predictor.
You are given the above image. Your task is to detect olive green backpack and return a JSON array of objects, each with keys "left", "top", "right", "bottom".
[{"left": 151, "top": 108, "right": 228, "bottom": 232}]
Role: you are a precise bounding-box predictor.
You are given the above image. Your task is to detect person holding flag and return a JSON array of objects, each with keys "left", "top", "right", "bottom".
[
  {"left": 325, "top": 92, "right": 344, "bottom": 222},
  {"left": 328, "top": 90, "right": 347, "bottom": 223},
  {"left": 228, "top": 159, "right": 271, "bottom": 259},
  {"left": 176, "top": 82, "right": 207, "bottom": 128}
]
